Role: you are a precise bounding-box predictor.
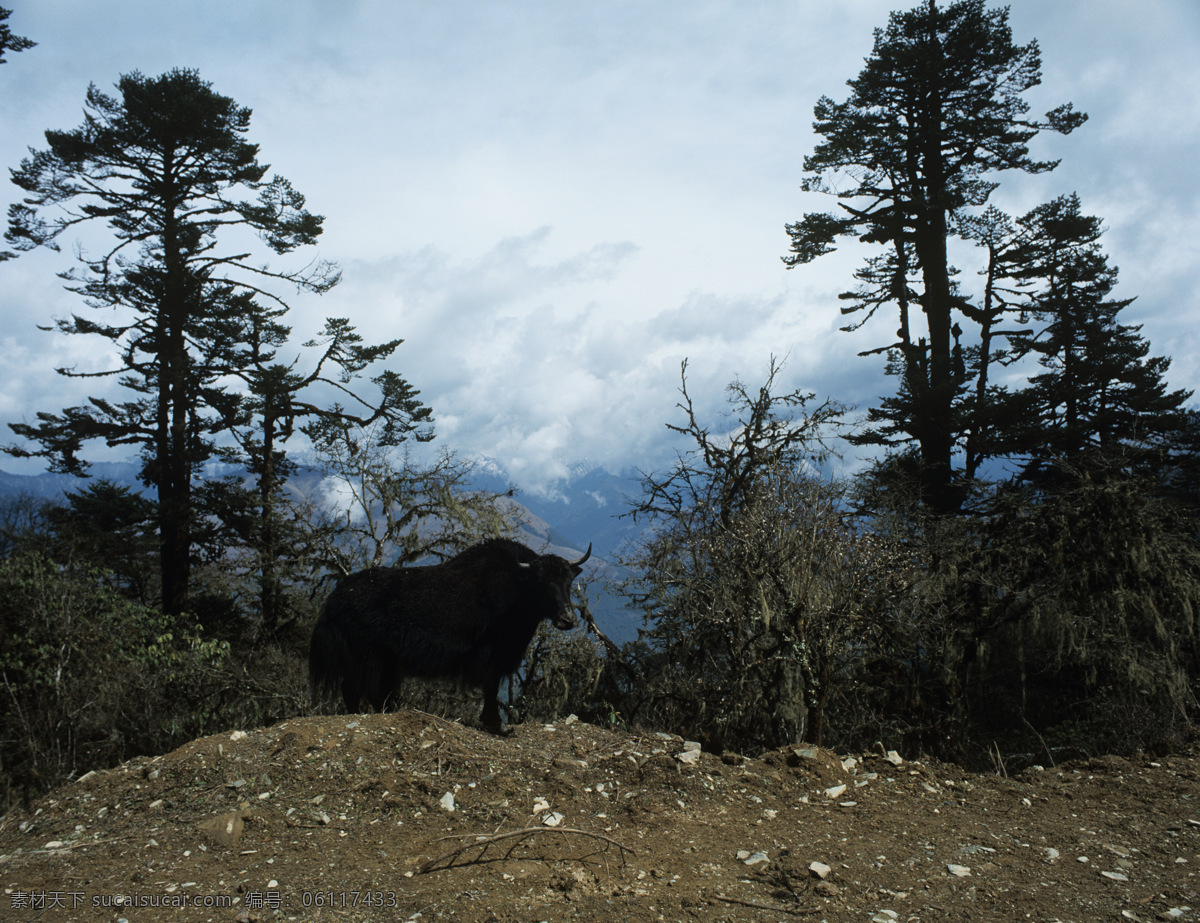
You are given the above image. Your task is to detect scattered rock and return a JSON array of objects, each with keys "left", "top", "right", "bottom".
[
  {"left": 824, "top": 784, "right": 847, "bottom": 799},
  {"left": 808, "top": 860, "right": 832, "bottom": 879},
  {"left": 947, "top": 864, "right": 971, "bottom": 877},
  {"left": 197, "top": 811, "right": 247, "bottom": 849},
  {"left": 438, "top": 792, "right": 455, "bottom": 812}
]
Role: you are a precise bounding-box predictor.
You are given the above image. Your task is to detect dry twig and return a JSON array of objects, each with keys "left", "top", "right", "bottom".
[
  {"left": 713, "top": 893, "right": 819, "bottom": 915},
  {"left": 419, "top": 825, "right": 635, "bottom": 874}
]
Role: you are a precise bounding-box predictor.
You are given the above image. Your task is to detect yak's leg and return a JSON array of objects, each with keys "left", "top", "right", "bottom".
[
  {"left": 479, "top": 674, "right": 505, "bottom": 735},
  {"left": 368, "top": 662, "right": 396, "bottom": 713},
  {"left": 340, "top": 677, "right": 360, "bottom": 713}
]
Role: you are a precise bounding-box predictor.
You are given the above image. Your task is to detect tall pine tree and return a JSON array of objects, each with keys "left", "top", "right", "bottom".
[
  {"left": 4, "top": 70, "right": 426, "bottom": 617},
  {"left": 783, "top": 0, "right": 1084, "bottom": 511}
]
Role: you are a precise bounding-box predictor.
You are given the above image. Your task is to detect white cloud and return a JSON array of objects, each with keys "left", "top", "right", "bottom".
[{"left": 1, "top": 1, "right": 1196, "bottom": 491}]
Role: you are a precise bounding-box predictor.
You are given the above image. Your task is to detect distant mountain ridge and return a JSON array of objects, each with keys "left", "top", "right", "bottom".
[
  {"left": 466, "top": 460, "right": 646, "bottom": 561},
  {"left": 0, "top": 457, "right": 648, "bottom": 643}
]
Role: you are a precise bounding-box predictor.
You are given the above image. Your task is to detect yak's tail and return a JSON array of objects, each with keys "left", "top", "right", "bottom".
[
  {"left": 307, "top": 611, "right": 344, "bottom": 705},
  {"left": 308, "top": 606, "right": 390, "bottom": 712}
]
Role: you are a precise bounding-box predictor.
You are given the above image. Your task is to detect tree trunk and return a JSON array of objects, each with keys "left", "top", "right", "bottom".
[{"left": 158, "top": 164, "right": 192, "bottom": 619}]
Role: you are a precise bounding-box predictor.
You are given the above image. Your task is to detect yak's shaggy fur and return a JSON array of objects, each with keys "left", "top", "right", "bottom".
[{"left": 309, "top": 538, "right": 590, "bottom": 732}]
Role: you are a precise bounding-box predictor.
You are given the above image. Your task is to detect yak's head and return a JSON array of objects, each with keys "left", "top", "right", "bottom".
[{"left": 521, "top": 543, "right": 592, "bottom": 630}]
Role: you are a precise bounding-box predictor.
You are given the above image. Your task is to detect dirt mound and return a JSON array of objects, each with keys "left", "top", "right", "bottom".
[{"left": 2, "top": 711, "right": 1198, "bottom": 921}]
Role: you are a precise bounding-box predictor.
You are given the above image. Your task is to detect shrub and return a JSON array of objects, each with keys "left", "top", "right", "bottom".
[{"left": 0, "top": 553, "right": 228, "bottom": 804}]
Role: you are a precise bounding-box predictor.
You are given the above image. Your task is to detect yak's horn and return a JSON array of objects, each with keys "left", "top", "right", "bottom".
[{"left": 571, "top": 543, "right": 593, "bottom": 567}]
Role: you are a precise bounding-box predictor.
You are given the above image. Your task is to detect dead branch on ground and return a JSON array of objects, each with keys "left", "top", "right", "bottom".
[{"left": 419, "top": 825, "right": 635, "bottom": 874}]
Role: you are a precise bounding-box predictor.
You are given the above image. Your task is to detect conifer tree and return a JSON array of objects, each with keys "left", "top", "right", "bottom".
[
  {"left": 998, "top": 194, "right": 1191, "bottom": 479},
  {"left": 4, "top": 70, "right": 427, "bottom": 617},
  {"left": 783, "top": 0, "right": 1085, "bottom": 510}
]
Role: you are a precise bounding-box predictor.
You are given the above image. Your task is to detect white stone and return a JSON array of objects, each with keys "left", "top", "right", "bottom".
[
  {"left": 439, "top": 792, "right": 455, "bottom": 812},
  {"left": 947, "top": 864, "right": 971, "bottom": 877},
  {"left": 824, "top": 784, "right": 847, "bottom": 799},
  {"left": 808, "top": 861, "right": 832, "bottom": 879}
]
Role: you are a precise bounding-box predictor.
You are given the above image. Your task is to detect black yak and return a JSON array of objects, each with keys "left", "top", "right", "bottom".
[{"left": 309, "top": 538, "right": 591, "bottom": 733}]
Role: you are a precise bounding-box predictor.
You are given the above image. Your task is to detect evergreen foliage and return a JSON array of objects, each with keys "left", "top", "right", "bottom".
[
  {"left": 46, "top": 480, "right": 158, "bottom": 602},
  {"left": 4, "top": 70, "right": 429, "bottom": 618},
  {"left": 783, "top": 0, "right": 1085, "bottom": 510},
  {"left": 0, "top": 6, "right": 33, "bottom": 65},
  {"left": 0, "top": 5, "right": 34, "bottom": 263},
  {"left": 997, "top": 195, "right": 1191, "bottom": 478}
]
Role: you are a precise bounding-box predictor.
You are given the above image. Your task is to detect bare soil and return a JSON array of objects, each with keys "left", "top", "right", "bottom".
[{"left": 2, "top": 711, "right": 1198, "bottom": 922}]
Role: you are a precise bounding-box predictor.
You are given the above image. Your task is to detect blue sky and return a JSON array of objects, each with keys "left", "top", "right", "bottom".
[{"left": 1, "top": 1, "right": 1197, "bottom": 495}]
